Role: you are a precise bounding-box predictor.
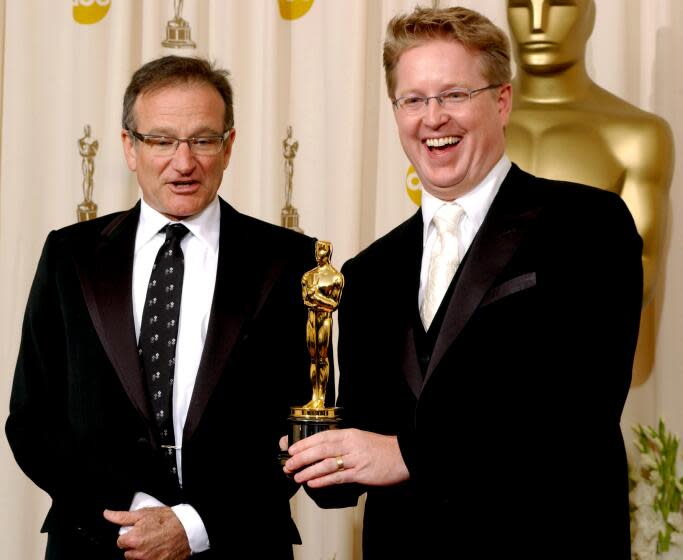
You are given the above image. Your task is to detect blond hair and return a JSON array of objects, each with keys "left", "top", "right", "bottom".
[{"left": 383, "top": 6, "right": 511, "bottom": 98}]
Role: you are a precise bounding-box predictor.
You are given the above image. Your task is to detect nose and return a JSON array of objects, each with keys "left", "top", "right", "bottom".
[
  {"left": 530, "top": 0, "right": 548, "bottom": 33},
  {"left": 422, "top": 96, "right": 449, "bottom": 128},
  {"left": 172, "top": 140, "right": 196, "bottom": 173}
]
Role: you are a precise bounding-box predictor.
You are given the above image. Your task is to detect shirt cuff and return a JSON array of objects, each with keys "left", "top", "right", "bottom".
[
  {"left": 172, "top": 504, "right": 210, "bottom": 554},
  {"left": 119, "top": 492, "right": 165, "bottom": 535}
]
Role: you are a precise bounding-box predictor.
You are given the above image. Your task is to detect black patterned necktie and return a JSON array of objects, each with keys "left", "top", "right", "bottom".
[{"left": 138, "top": 223, "right": 189, "bottom": 484}]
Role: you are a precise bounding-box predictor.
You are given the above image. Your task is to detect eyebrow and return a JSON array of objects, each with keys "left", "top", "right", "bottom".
[
  {"left": 142, "top": 126, "right": 224, "bottom": 136},
  {"left": 396, "top": 83, "right": 470, "bottom": 96}
]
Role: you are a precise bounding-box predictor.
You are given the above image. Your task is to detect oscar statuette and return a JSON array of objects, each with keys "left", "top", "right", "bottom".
[
  {"left": 281, "top": 126, "right": 303, "bottom": 233},
  {"left": 280, "top": 126, "right": 303, "bottom": 233},
  {"left": 77, "top": 124, "right": 98, "bottom": 222},
  {"left": 280, "top": 240, "right": 344, "bottom": 465}
]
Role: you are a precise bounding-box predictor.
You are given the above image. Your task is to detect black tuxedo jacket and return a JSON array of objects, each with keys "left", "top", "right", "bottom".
[
  {"left": 331, "top": 165, "right": 642, "bottom": 558},
  {"left": 6, "top": 197, "right": 315, "bottom": 559}
]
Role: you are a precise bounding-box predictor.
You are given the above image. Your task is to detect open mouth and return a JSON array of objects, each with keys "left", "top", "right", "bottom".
[
  {"left": 170, "top": 180, "right": 199, "bottom": 189},
  {"left": 425, "top": 136, "right": 461, "bottom": 152}
]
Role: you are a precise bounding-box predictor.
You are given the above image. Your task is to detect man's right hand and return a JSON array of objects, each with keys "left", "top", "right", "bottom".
[{"left": 103, "top": 507, "right": 190, "bottom": 560}]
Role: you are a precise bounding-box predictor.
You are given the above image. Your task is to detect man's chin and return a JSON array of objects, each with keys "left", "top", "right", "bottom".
[{"left": 159, "top": 200, "right": 205, "bottom": 221}]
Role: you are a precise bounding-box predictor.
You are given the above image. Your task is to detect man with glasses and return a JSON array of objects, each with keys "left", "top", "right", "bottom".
[
  {"left": 284, "top": 6, "right": 641, "bottom": 558},
  {"left": 6, "top": 56, "right": 313, "bottom": 559}
]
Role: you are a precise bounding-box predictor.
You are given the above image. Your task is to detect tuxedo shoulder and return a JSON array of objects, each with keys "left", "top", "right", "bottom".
[
  {"left": 524, "top": 171, "right": 627, "bottom": 210},
  {"left": 54, "top": 210, "right": 129, "bottom": 236},
  {"left": 229, "top": 208, "right": 316, "bottom": 259},
  {"left": 44, "top": 209, "right": 133, "bottom": 252},
  {"left": 511, "top": 168, "right": 634, "bottom": 226}
]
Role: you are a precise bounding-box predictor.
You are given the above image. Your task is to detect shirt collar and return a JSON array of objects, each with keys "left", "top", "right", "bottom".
[
  {"left": 135, "top": 196, "right": 221, "bottom": 255},
  {"left": 421, "top": 155, "right": 511, "bottom": 245}
]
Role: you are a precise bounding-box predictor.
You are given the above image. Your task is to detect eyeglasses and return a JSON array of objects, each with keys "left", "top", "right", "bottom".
[
  {"left": 392, "top": 84, "right": 501, "bottom": 115},
  {"left": 127, "top": 129, "right": 231, "bottom": 156}
]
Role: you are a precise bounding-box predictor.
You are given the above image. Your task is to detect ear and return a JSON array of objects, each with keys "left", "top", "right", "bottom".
[
  {"left": 497, "top": 83, "right": 513, "bottom": 127},
  {"left": 121, "top": 129, "right": 137, "bottom": 172},
  {"left": 222, "top": 128, "right": 237, "bottom": 170}
]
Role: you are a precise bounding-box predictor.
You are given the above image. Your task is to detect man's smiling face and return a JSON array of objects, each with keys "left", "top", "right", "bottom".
[{"left": 392, "top": 39, "right": 511, "bottom": 201}]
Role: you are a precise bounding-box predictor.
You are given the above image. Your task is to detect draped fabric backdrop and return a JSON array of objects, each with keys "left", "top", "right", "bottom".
[{"left": 0, "top": 1, "right": 681, "bottom": 558}]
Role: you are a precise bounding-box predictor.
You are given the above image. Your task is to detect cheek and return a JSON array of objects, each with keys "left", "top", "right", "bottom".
[
  {"left": 397, "top": 121, "right": 419, "bottom": 151},
  {"left": 148, "top": 158, "right": 169, "bottom": 176}
]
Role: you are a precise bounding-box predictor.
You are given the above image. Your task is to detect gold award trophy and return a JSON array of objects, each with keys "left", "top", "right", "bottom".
[
  {"left": 77, "top": 124, "right": 98, "bottom": 222},
  {"left": 162, "top": 0, "right": 196, "bottom": 49},
  {"left": 281, "top": 241, "right": 344, "bottom": 463},
  {"left": 281, "top": 126, "right": 303, "bottom": 233}
]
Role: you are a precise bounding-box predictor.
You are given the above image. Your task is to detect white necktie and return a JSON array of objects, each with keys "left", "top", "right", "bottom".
[{"left": 420, "top": 203, "right": 465, "bottom": 330}]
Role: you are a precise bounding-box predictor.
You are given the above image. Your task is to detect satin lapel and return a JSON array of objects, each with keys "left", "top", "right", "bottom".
[
  {"left": 76, "top": 203, "right": 153, "bottom": 422},
  {"left": 183, "top": 201, "right": 285, "bottom": 442},
  {"left": 424, "top": 167, "right": 542, "bottom": 385},
  {"left": 402, "top": 327, "right": 423, "bottom": 399},
  {"left": 397, "top": 211, "right": 424, "bottom": 399}
]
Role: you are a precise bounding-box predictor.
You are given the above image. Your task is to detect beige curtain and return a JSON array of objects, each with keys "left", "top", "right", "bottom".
[{"left": 1, "top": 1, "right": 682, "bottom": 558}]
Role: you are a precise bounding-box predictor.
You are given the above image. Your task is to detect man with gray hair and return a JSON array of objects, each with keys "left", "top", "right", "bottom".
[{"left": 7, "top": 55, "right": 313, "bottom": 559}]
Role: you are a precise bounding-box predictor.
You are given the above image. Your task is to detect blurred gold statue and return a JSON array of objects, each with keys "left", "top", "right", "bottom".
[
  {"left": 506, "top": 0, "right": 674, "bottom": 384},
  {"left": 77, "top": 124, "right": 99, "bottom": 222},
  {"left": 301, "top": 240, "right": 344, "bottom": 410},
  {"left": 162, "top": 0, "right": 196, "bottom": 49},
  {"left": 283, "top": 126, "right": 299, "bottom": 209},
  {"left": 281, "top": 126, "right": 303, "bottom": 232}
]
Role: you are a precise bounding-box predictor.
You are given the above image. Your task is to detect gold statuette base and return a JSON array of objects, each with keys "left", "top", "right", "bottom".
[
  {"left": 281, "top": 206, "right": 303, "bottom": 233},
  {"left": 279, "top": 406, "right": 341, "bottom": 467},
  {"left": 77, "top": 201, "right": 98, "bottom": 222},
  {"left": 162, "top": 22, "right": 196, "bottom": 48}
]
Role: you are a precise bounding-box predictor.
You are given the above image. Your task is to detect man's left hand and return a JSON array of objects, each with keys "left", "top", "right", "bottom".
[
  {"left": 103, "top": 507, "right": 190, "bottom": 560},
  {"left": 283, "top": 428, "right": 410, "bottom": 488}
]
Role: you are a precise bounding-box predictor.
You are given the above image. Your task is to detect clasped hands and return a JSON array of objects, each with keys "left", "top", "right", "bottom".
[{"left": 280, "top": 428, "right": 409, "bottom": 487}]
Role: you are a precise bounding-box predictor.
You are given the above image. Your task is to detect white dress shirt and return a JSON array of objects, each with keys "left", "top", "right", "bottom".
[
  {"left": 418, "top": 156, "right": 512, "bottom": 311},
  {"left": 124, "top": 196, "right": 220, "bottom": 554}
]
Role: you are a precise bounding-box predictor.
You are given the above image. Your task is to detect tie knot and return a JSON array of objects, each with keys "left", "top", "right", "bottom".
[
  {"left": 162, "top": 223, "right": 190, "bottom": 243},
  {"left": 433, "top": 203, "right": 464, "bottom": 236}
]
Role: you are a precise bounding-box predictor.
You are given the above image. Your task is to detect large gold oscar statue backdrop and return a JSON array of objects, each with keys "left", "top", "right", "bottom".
[{"left": 506, "top": 0, "right": 674, "bottom": 385}]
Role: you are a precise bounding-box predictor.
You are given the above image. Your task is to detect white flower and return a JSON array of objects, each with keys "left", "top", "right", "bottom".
[
  {"left": 635, "top": 504, "right": 665, "bottom": 541},
  {"left": 632, "top": 528, "right": 657, "bottom": 560},
  {"left": 651, "top": 470, "right": 663, "bottom": 486},
  {"left": 659, "top": 543, "right": 683, "bottom": 560},
  {"left": 641, "top": 453, "right": 658, "bottom": 470},
  {"left": 630, "top": 421, "right": 683, "bottom": 558},
  {"left": 631, "top": 481, "right": 658, "bottom": 508}
]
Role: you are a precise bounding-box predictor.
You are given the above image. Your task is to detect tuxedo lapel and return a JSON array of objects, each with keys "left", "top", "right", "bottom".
[
  {"left": 402, "top": 328, "right": 423, "bottom": 399},
  {"left": 183, "top": 200, "right": 288, "bottom": 442},
  {"left": 76, "top": 203, "right": 153, "bottom": 423},
  {"left": 425, "top": 166, "right": 541, "bottom": 385},
  {"left": 396, "top": 211, "right": 424, "bottom": 399}
]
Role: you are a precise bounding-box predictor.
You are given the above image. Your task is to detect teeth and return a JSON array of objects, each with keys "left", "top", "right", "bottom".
[{"left": 425, "top": 136, "right": 460, "bottom": 148}]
